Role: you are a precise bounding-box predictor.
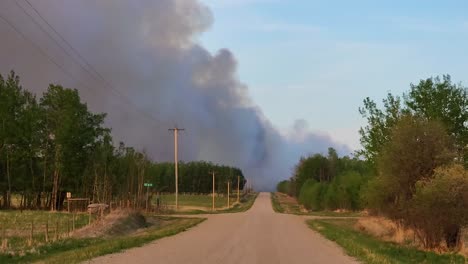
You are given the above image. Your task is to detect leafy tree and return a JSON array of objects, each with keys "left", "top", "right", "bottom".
[
  {"left": 405, "top": 75, "right": 467, "bottom": 167},
  {"left": 358, "top": 93, "right": 402, "bottom": 164},
  {"left": 363, "top": 115, "right": 455, "bottom": 222}
]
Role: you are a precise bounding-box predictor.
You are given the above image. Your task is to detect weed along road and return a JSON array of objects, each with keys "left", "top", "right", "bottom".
[{"left": 90, "top": 193, "right": 357, "bottom": 264}]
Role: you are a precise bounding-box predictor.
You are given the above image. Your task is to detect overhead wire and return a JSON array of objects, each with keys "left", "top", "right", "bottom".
[{"left": 1, "top": 0, "right": 165, "bottom": 126}]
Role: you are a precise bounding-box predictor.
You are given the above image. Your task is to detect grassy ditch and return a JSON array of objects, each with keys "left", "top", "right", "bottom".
[
  {"left": 270, "top": 192, "right": 284, "bottom": 213},
  {"left": 307, "top": 218, "right": 466, "bottom": 264},
  {"left": 0, "top": 216, "right": 204, "bottom": 263}
]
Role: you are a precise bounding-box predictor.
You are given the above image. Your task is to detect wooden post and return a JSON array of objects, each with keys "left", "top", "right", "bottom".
[
  {"left": 237, "top": 176, "right": 240, "bottom": 203},
  {"left": 145, "top": 185, "right": 149, "bottom": 212},
  {"left": 67, "top": 219, "right": 70, "bottom": 237},
  {"left": 1, "top": 224, "right": 6, "bottom": 250},
  {"left": 72, "top": 213, "right": 75, "bottom": 231},
  {"left": 29, "top": 220, "right": 34, "bottom": 246},
  {"left": 54, "top": 220, "right": 59, "bottom": 241},
  {"left": 227, "top": 181, "right": 230, "bottom": 208},
  {"left": 45, "top": 221, "right": 49, "bottom": 243},
  {"left": 212, "top": 171, "right": 215, "bottom": 211},
  {"left": 88, "top": 210, "right": 91, "bottom": 225}
]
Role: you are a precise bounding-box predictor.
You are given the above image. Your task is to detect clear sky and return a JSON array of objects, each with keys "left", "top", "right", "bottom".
[{"left": 199, "top": 0, "right": 468, "bottom": 150}]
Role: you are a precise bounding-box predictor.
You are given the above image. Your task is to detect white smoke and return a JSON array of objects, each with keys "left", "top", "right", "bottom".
[{"left": 0, "top": 0, "right": 350, "bottom": 190}]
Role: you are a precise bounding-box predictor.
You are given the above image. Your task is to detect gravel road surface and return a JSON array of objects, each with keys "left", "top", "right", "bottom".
[{"left": 90, "top": 192, "right": 358, "bottom": 264}]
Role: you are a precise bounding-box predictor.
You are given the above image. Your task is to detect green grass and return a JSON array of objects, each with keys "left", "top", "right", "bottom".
[
  {"left": 158, "top": 192, "right": 258, "bottom": 215},
  {"left": 307, "top": 211, "right": 363, "bottom": 217},
  {"left": 272, "top": 192, "right": 363, "bottom": 217},
  {"left": 307, "top": 218, "right": 466, "bottom": 264},
  {"left": 0, "top": 216, "right": 205, "bottom": 263},
  {"left": 270, "top": 193, "right": 284, "bottom": 213},
  {"left": 0, "top": 210, "right": 91, "bottom": 254},
  {"left": 158, "top": 194, "right": 229, "bottom": 208}
]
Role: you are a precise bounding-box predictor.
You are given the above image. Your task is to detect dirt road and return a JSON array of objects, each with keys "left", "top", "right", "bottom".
[{"left": 90, "top": 192, "right": 358, "bottom": 264}]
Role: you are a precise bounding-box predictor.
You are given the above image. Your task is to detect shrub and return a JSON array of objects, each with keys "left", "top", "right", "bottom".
[
  {"left": 299, "top": 179, "right": 327, "bottom": 210},
  {"left": 276, "top": 180, "right": 290, "bottom": 194},
  {"left": 409, "top": 164, "right": 468, "bottom": 250}
]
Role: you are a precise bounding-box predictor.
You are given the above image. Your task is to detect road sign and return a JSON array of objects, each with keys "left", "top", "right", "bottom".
[
  {"left": 66, "top": 192, "right": 72, "bottom": 198},
  {"left": 144, "top": 183, "right": 153, "bottom": 187}
]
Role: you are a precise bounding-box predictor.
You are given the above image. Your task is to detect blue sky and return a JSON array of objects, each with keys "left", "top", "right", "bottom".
[{"left": 199, "top": 0, "right": 468, "bottom": 150}]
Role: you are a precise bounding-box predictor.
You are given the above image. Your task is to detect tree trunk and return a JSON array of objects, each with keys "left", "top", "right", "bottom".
[{"left": 444, "top": 225, "right": 461, "bottom": 250}]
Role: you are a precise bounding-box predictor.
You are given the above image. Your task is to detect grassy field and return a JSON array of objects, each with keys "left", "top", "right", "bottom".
[
  {"left": 0, "top": 210, "right": 91, "bottom": 255},
  {"left": 307, "top": 218, "right": 466, "bottom": 264},
  {"left": 271, "top": 192, "right": 363, "bottom": 217},
  {"left": 158, "top": 193, "right": 230, "bottom": 208},
  {"left": 158, "top": 192, "right": 258, "bottom": 214},
  {"left": 0, "top": 215, "right": 204, "bottom": 263}
]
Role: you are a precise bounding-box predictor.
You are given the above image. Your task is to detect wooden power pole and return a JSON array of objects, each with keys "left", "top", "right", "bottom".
[
  {"left": 237, "top": 176, "right": 240, "bottom": 203},
  {"left": 211, "top": 171, "right": 216, "bottom": 211},
  {"left": 227, "top": 181, "right": 230, "bottom": 208},
  {"left": 169, "top": 127, "right": 184, "bottom": 210}
]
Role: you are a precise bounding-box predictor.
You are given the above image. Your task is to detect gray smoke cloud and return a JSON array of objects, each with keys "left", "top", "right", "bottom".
[{"left": 0, "top": 0, "right": 350, "bottom": 190}]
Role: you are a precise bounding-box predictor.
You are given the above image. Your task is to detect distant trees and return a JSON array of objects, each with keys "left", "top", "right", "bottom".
[
  {"left": 277, "top": 148, "right": 370, "bottom": 211},
  {"left": 0, "top": 71, "right": 246, "bottom": 210}
]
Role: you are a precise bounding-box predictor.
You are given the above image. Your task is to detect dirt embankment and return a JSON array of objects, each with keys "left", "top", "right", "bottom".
[{"left": 73, "top": 210, "right": 147, "bottom": 238}]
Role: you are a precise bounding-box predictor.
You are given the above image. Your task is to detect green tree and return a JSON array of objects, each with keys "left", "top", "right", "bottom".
[
  {"left": 364, "top": 115, "right": 455, "bottom": 221},
  {"left": 405, "top": 75, "right": 467, "bottom": 167},
  {"left": 41, "top": 84, "right": 106, "bottom": 210}
]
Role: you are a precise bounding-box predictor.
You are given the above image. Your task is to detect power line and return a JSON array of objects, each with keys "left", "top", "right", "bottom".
[
  {"left": 22, "top": 0, "right": 104, "bottom": 82},
  {"left": 13, "top": 0, "right": 101, "bottom": 87},
  {"left": 1, "top": 0, "right": 165, "bottom": 127},
  {"left": 19, "top": 0, "right": 132, "bottom": 104},
  {"left": 0, "top": 13, "right": 95, "bottom": 96}
]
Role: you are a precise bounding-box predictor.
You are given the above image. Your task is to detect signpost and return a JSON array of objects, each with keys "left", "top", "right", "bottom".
[
  {"left": 66, "top": 192, "right": 72, "bottom": 212},
  {"left": 144, "top": 183, "right": 153, "bottom": 211}
]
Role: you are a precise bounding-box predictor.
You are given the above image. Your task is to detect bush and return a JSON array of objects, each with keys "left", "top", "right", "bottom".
[
  {"left": 299, "top": 179, "right": 327, "bottom": 210},
  {"left": 409, "top": 164, "right": 468, "bottom": 250},
  {"left": 276, "top": 180, "right": 290, "bottom": 194}
]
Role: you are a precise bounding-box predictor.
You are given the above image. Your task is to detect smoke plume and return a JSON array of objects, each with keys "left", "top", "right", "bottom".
[{"left": 0, "top": 0, "right": 350, "bottom": 190}]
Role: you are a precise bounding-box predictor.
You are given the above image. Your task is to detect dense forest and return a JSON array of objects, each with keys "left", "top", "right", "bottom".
[
  {"left": 278, "top": 75, "right": 467, "bottom": 250},
  {"left": 0, "top": 71, "right": 245, "bottom": 210}
]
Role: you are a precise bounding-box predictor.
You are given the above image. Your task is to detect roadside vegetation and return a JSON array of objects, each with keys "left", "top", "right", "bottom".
[
  {"left": 0, "top": 212, "right": 204, "bottom": 263},
  {"left": 277, "top": 75, "right": 468, "bottom": 255},
  {"left": 308, "top": 218, "right": 465, "bottom": 263},
  {"left": 159, "top": 192, "right": 258, "bottom": 214},
  {"left": 271, "top": 192, "right": 363, "bottom": 217}
]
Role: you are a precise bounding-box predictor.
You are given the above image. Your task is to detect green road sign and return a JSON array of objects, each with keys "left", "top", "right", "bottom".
[{"left": 144, "top": 183, "right": 153, "bottom": 187}]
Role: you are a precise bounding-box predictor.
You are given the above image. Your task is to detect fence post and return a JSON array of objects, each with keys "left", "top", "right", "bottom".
[
  {"left": 1, "top": 225, "right": 7, "bottom": 251},
  {"left": 28, "top": 220, "right": 34, "bottom": 247},
  {"left": 55, "top": 220, "right": 59, "bottom": 241},
  {"left": 72, "top": 213, "right": 75, "bottom": 231},
  {"left": 45, "top": 220, "right": 49, "bottom": 243}
]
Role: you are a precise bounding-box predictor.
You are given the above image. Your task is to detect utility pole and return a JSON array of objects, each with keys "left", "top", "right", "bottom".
[
  {"left": 237, "top": 175, "right": 240, "bottom": 203},
  {"left": 169, "top": 127, "right": 184, "bottom": 210},
  {"left": 210, "top": 171, "right": 216, "bottom": 211},
  {"left": 227, "top": 181, "right": 230, "bottom": 208}
]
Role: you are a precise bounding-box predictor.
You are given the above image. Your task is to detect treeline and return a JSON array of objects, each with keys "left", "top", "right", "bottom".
[
  {"left": 147, "top": 161, "right": 245, "bottom": 194},
  {"left": 0, "top": 71, "right": 245, "bottom": 210},
  {"left": 277, "top": 148, "right": 371, "bottom": 211},
  {"left": 278, "top": 75, "right": 467, "bottom": 250}
]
